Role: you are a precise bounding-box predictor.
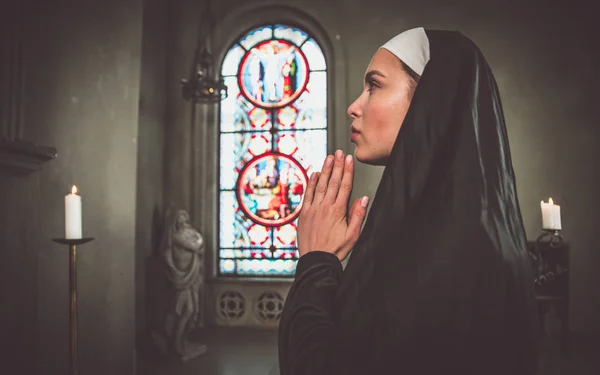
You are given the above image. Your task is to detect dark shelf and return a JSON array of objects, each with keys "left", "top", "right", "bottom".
[{"left": 0, "top": 136, "right": 57, "bottom": 175}]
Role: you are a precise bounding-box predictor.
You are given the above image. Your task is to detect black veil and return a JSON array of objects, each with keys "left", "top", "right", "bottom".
[{"left": 336, "top": 30, "right": 538, "bottom": 374}]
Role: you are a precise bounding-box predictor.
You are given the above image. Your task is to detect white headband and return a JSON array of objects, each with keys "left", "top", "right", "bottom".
[{"left": 380, "top": 27, "right": 430, "bottom": 76}]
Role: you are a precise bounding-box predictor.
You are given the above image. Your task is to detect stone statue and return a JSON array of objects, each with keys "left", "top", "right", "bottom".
[{"left": 154, "top": 209, "right": 207, "bottom": 361}]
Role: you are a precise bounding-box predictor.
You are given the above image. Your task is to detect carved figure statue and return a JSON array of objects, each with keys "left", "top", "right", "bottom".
[{"left": 159, "top": 209, "right": 206, "bottom": 360}]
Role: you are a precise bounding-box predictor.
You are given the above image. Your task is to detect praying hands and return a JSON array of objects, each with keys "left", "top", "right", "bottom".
[{"left": 297, "top": 149, "right": 370, "bottom": 261}]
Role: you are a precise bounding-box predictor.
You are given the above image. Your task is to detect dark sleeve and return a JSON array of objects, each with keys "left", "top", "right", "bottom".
[{"left": 278, "top": 251, "right": 343, "bottom": 375}]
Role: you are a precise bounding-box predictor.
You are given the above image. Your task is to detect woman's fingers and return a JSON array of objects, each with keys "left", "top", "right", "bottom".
[
  {"left": 323, "top": 150, "right": 345, "bottom": 204},
  {"left": 313, "top": 155, "right": 334, "bottom": 203},
  {"left": 301, "top": 171, "right": 320, "bottom": 210},
  {"left": 334, "top": 154, "right": 354, "bottom": 209},
  {"left": 346, "top": 196, "right": 369, "bottom": 242}
]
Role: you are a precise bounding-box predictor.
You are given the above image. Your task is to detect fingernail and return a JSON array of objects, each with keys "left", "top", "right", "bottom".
[
  {"left": 335, "top": 150, "right": 343, "bottom": 160},
  {"left": 360, "top": 196, "right": 369, "bottom": 207},
  {"left": 325, "top": 156, "right": 333, "bottom": 167},
  {"left": 345, "top": 154, "right": 353, "bottom": 165}
]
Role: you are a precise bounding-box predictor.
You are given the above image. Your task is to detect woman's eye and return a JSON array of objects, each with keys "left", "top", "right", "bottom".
[{"left": 367, "top": 79, "right": 378, "bottom": 92}]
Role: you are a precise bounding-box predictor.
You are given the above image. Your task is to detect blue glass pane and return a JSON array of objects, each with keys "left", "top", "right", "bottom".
[
  {"left": 220, "top": 259, "right": 299, "bottom": 276},
  {"left": 296, "top": 71, "right": 327, "bottom": 116},
  {"left": 220, "top": 132, "right": 272, "bottom": 190},
  {"left": 272, "top": 248, "right": 298, "bottom": 259},
  {"left": 239, "top": 26, "right": 273, "bottom": 50},
  {"left": 219, "top": 191, "right": 245, "bottom": 247},
  {"left": 220, "top": 259, "right": 236, "bottom": 274},
  {"left": 273, "top": 221, "right": 298, "bottom": 249},
  {"left": 275, "top": 129, "right": 327, "bottom": 175},
  {"left": 277, "top": 71, "right": 327, "bottom": 130},
  {"left": 222, "top": 79, "right": 277, "bottom": 133},
  {"left": 220, "top": 78, "right": 249, "bottom": 133},
  {"left": 302, "top": 38, "right": 326, "bottom": 70},
  {"left": 236, "top": 259, "right": 297, "bottom": 276},
  {"left": 219, "top": 191, "right": 274, "bottom": 248},
  {"left": 247, "top": 104, "right": 272, "bottom": 130},
  {"left": 275, "top": 106, "right": 297, "bottom": 128},
  {"left": 220, "top": 249, "right": 252, "bottom": 258},
  {"left": 274, "top": 24, "right": 308, "bottom": 46},
  {"left": 221, "top": 44, "right": 245, "bottom": 76}
]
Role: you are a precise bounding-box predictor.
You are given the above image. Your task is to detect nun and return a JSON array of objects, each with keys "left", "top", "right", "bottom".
[{"left": 278, "top": 28, "right": 539, "bottom": 375}]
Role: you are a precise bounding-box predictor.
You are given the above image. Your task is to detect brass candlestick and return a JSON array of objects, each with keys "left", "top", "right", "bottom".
[{"left": 52, "top": 237, "right": 94, "bottom": 375}]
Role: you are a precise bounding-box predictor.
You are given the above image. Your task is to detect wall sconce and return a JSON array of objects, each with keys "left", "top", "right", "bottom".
[{"left": 180, "top": 0, "right": 227, "bottom": 103}]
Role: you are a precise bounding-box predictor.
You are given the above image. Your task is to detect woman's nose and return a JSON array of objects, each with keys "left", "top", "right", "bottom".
[{"left": 347, "top": 96, "right": 362, "bottom": 119}]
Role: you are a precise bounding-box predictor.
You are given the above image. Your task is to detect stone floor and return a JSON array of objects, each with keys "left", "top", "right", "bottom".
[
  {"left": 137, "top": 327, "right": 279, "bottom": 375},
  {"left": 137, "top": 327, "right": 600, "bottom": 375}
]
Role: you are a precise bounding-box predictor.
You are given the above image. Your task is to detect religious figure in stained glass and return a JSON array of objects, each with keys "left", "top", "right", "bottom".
[
  {"left": 219, "top": 24, "right": 327, "bottom": 277},
  {"left": 238, "top": 152, "right": 307, "bottom": 226},
  {"left": 240, "top": 40, "right": 308, "bottom": 107}
]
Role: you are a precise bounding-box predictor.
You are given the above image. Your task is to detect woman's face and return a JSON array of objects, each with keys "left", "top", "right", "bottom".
[{"left": 347, "top": 49, "right": 414, "bottom": 165}]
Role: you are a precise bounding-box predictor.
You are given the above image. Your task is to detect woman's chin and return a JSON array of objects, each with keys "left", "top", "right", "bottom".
[{"left": 355, "top": 148, "right": 387, "bottom": 166}]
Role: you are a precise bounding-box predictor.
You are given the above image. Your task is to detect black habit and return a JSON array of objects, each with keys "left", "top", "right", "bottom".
[{"left": 278, "top": 29, "right": 538, "bottom": 375}]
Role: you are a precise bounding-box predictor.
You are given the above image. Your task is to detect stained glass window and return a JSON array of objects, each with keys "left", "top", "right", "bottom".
[{"left": 219, "top": 24, "right": 327, "bottom": 277}]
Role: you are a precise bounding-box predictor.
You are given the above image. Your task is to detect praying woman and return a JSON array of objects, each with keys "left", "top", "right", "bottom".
[{"left": 278, "top": 27, "right": 538, "bottom": 375}]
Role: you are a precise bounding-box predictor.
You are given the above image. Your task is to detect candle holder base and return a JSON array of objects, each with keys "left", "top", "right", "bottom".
[
  {"left": 52, "top": 237, "right": 95, "bottom": 245},
  {"left": 536, "top": 229, "right": 563, "bottom": 248}
]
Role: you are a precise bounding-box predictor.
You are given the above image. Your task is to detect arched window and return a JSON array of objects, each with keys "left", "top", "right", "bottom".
[{"left": 218, "top": 24, "right": 328, "bottom": 277}]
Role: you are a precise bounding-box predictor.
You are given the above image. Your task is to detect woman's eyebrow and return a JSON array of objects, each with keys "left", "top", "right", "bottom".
[{"left": 365, "top": 70, "right": 387, "bottom": 83}]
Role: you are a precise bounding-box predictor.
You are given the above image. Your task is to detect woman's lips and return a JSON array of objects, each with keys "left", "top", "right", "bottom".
[{"left": 351, "top": 126, "right": 360, "bottom": 142}]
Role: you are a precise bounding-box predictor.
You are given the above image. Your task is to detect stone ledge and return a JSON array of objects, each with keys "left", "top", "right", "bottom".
[
  {"left": 0, "top": 136, "right": 57, "bottom": 175},
  {"left": 206, "top": 276, "right": 294, "bottom": 285}
]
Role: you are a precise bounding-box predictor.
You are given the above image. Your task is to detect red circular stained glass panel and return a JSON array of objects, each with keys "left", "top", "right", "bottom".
[
  {"left": 238, "top": 40, "right": 309, "bottom": 109},
  {"left": 236, "top": 152, "right": 307, "bottom": 227}
]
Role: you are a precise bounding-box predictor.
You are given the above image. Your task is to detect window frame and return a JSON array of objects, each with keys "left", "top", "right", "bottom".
[{"left": 216, "top": 23, "right": 329, "bottom": 278}]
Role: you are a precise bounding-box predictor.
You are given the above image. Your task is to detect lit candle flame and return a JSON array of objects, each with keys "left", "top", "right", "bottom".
[
  {"left": 71, "top": 185, "right": 78, "bottom": 195},
  {"left": 548, "top": 197, "right": 553, "bottom": 205}
]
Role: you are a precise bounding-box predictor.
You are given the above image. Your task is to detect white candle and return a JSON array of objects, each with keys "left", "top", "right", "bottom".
[
  {"left": 65, "top": 185, "right": 82, "bottom": 239},
  {"left": 540, "top": 197, "right": 561, "bottom": 230}
]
